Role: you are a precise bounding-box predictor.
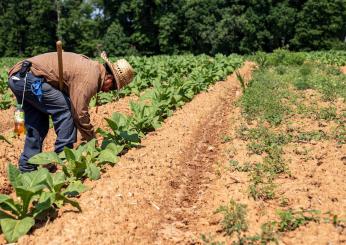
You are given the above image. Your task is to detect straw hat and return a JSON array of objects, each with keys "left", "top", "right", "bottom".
[{"left": 100, "top": 51, "right": 134, "bottom": 90}]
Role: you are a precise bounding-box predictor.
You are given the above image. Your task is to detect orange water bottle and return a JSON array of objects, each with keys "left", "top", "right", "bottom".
[{"left": 14, "top": 104, "right": 25, "bottom": 135}]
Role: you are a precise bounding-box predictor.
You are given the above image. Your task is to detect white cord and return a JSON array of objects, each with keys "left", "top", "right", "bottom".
[{"left": 20, "top": 73, "right": 28, "bottom": 108}]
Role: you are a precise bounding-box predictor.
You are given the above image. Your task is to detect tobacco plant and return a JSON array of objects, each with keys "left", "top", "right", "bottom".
[
  {"left": 129, "top": 102, "right": 161, "bottom": 135},
  {"left": 0, "top": 164, "right": 82, "bottom": 242},
  {"left": 97, "top": 112, "right": 141, "bottom": 149},
  {"left": 28, "top": 139, "right": 120, "bottom": 181}
]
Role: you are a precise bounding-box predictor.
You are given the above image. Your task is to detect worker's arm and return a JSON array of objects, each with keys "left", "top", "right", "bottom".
[{"left": 69, "top": 69, "right": 100, "bottom": 142}]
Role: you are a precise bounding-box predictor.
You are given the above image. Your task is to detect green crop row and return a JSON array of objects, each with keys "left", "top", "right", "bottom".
[
  {"left": 0, "top": 54, "right": 238, "bottom": 110},
  {"left": 0, "top": 55, "right": 243, "bottom": 242},
  {"left": 1, "top": 50, "right": 346, "bottom": 110}
]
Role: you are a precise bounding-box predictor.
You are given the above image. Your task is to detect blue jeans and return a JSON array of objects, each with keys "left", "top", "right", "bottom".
[{"left": 8, "top": 72, "right": 77, "bottom": 172}]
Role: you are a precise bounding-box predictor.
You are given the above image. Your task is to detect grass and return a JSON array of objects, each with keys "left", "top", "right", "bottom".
[
  {"left": 240, "top": 69, "right": 290, "bottom": 125},
  {"left": 295, "top": 130, "right": 328, "bottom": 142},
  {"left": 317, "top": 107, "right": 337, "bottom": 120},
  {"left": 221, "top": 135, "right": 232, "bottom": 143},
  {"left": 242, "top": 53, "right": 346, "bottom": 126},
  {"left": 334, "top": 124, "right": 346, "bottom": 144},
  {"left": 235, "top": 124, "right": 291, "bottom": 200},
  {"left": 215, "top": 199, "right": 248, "bottom": 237},
  {"left": 233, "top": 52, "right": 346, "bottom": 202},
  {"left": 212, "top": 198, "right": 324, "bottom": 245},
  {"left": 276, "top": 209, "right": 320, "bottom": 232},
  {"left": 234, "top": 53, "right": 345, "bottom": 200}
]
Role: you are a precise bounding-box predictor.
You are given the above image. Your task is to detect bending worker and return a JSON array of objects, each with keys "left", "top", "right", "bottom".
[{"left": 8, "top": 51, "right": 134, "bottom": 172}]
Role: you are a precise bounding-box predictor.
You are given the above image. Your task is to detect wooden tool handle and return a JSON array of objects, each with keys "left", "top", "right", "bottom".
[{"left": 56, "top": 41, "right": 64, "bottom": 91}]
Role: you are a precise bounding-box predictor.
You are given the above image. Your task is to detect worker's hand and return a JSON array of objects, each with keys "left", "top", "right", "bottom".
[
  {"left": 74, "top": 138, "right": 83, "bottom": 148},
  {"left": 96, "top": 136, "right": 103, "bottom": 148}
]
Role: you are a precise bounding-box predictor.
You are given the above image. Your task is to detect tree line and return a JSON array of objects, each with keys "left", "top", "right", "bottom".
[{"left": 0, "top": 0, "right": 345, "bottom": 57}]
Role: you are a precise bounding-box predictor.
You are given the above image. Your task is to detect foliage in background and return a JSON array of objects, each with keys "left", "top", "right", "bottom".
[{"left": 0, "top": 0, "right": 346, "bottom": 57}]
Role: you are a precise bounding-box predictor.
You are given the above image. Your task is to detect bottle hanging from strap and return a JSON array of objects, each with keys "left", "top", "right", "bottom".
[
  {"left": 14, "top": 60, "right": 31, "bottom": 136},
  {"left": 14, "top": 104, "right": 25, "bottom": 135}
]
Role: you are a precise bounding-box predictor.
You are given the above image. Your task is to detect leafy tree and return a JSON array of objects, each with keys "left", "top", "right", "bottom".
[
  {"left": 58, "top": 0, "right": 102, "bottom": 56},
  {"left": 0, "top": 1, "right": 30, "bottom": 56},
  {"left": 266, "top": 1, "right": 297, "bottom": 50},
  {"left": 25, "top": 0, "right": 57, "bottom": 55},
  {"left": 0, "top": 0, "right": 345, "bottom": 56},
  {"left": 291, "top": 0, "right": 346, "bottom": 50},
  {"left": 102, "top": 22, "right": 134, "bottom": 56}
]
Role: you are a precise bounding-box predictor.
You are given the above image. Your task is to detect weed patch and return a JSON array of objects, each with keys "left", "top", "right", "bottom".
[
  {"left": 235, "top": 124, "right": 290, "bottom": 200},
  {"left": 333, "top": 125, "right": 346, "bottom": 144},
  {"left": 215, "top": 199, "right": 248, "bottom": 237},
  {"left": 318, "top": 107, "right": 337, "bottom": 120},
  {"left": 295, "top": 130, "right": 328, "bottom": 142},
  {"left": 212, "top": 197, "right": 329, "bottom": 245},
  {"left": 241, "top": 72, "right": 289, "bottom": 125},
  {"left": 244, "top": 53, "right": 346, "bottom": 128}
]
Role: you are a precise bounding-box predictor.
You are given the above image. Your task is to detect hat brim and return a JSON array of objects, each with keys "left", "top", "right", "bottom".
[
  {"left": 100, "top": 52, "right": 134, "bottom": 91},
  {"left": 101, "top": 57, "right": 122, "bottom": 91}
]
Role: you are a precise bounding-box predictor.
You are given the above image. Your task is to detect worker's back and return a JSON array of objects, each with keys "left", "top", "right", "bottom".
[{"left": 9, "top": 52, "right": 104, "bottom": 95}]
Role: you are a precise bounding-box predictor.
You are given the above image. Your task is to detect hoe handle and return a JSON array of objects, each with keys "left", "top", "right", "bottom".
[{"left": 56, "top": 40, "right": 64, "bottom": 91}]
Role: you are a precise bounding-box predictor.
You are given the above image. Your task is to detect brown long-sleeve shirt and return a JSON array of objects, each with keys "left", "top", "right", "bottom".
[{"left": 9, "top": 52, "right": 106, "bottom": 141}]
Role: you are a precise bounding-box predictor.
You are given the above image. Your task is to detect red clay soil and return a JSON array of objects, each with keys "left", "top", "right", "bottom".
[
  {"left": 0, "top": 107, "right": 15, "bottom": 133},
  {"left": 340, "top": 66, "right": 346, "bottom": 74},
  {"left": 0, "top": 62, "right": 253, "bottom": 245}
]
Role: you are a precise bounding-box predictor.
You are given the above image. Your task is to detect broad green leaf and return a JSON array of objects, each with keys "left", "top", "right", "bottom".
[
  {"left": 15, "top": 187, "right": 37, "bottom": 215},
  {"left": 0, "top": 217, "right": 35, "bottom": 243},
  {"left": 64, "top": 147, "right": 76, "bottom": 162},
  {"left": 110, "top": 112, "right": 129, "bottom": 129},
  {"left": 0, "top": 194, "right": 20, "bottom": 215},
  {"left": 85, "top": 163, "right": 100, "bottom": 180},
  {"left": 31, "top": 192, "right": 55, "bottom": 218},
  {"left": 19, "top": 168, "right": 49, "bottom": 188},
  {"left": 152, "top": 116, "right": 162, "bottom": 129},
  {"left": 105, "top": 117, "right": 119, "bottom": 132},
  {"left": 56, "top": 193, "right": 81, "bottom": 211},
  {"left": 63, "top": 180, "right": 88, "bottom": 197},
  {"left": 0, "top": 194, "right": 10, "bottom": 203},
  {"left": 0, "top": 195, "right": 20, "bottom": 216},
  {"left": 52, "top": 172, "right": 66, "bottom": 192},
  {"left": 129, "top": 102, "right": 141, "bottom": 114},
  {"left": 96, "top": 127, "right": 109, "bottom": 137},
  {"left": 73, "top": 146, "right": 84, "bottom": 161},
  {"left": 83, "top": 139, "right": 99, "bottom": 158},
  {"left": 7, "top": 163, "right": 20, "bottom": 188},
  {"left": 98, "top": 149, "right": 119, "bottom": 165},
  {"left": 45, "top": 171, "right": 65, "bottom": 192},
  {"left": 28, "top": 152, "right": 62, "bottom": 165},
  {"left": 104, "top": 142, "right": 124, "bottom": 155},
  {"left": 119, "top": 131, "right": 141, "bottom": 143},
  {"left": 15, "top": 169, "right": 48, "bottom": 214},
  {"left": 70, "top": 160, "right": 87, "bottom": 179}
]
